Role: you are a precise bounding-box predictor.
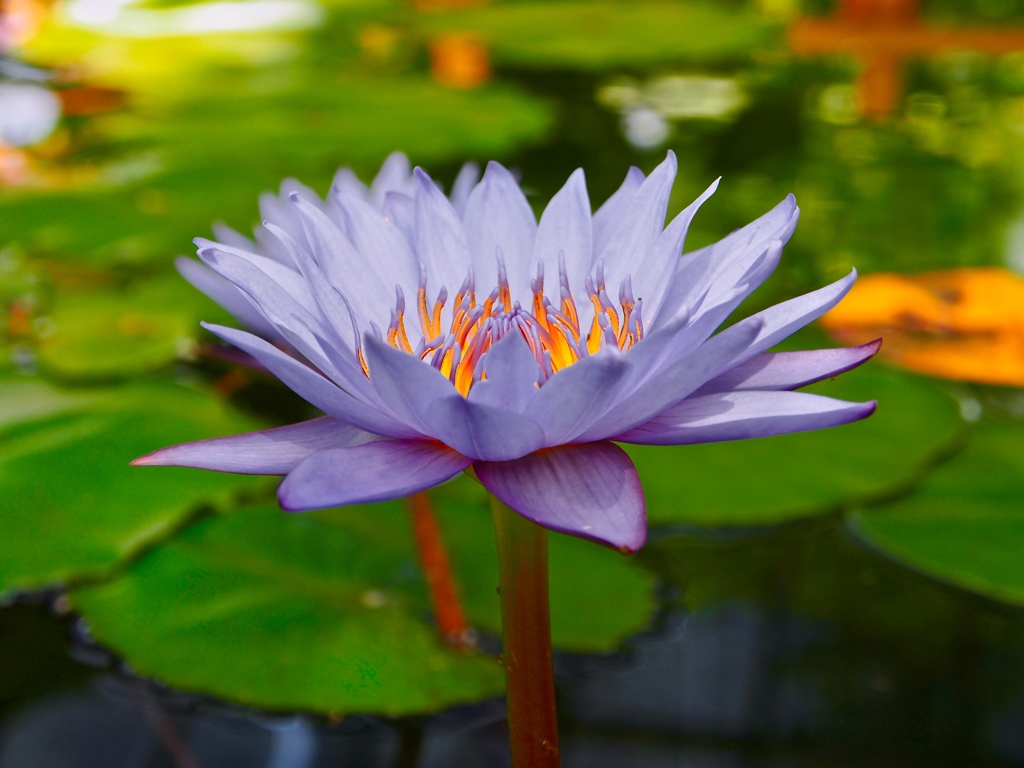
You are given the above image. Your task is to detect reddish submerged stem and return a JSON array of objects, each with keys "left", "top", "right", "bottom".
[
  {"left": 491, "top": 496, "right": 561, "bottom": 768},
  {"left": 407, "top": 491, "right": 472, "bottom": 648}
]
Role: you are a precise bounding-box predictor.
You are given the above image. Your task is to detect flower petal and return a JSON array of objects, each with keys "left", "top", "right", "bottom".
[
  {"left": 474, "top": 442, "right": 646, "bottom": 552},
  {"left": 462, "top": 161, "right": 538, "bottom": 301},
  {"left": 694, "top": 339, "right": 882, "bottom": 396},
  {"left": 414, "top": 167, "right": 473, "bottom": 304},
  {"left": 132, "top": 417, "right": 375, "bottom": 474},
  {"left": 576, "top": 313, "right": 764, "bottom": 442},
  {"left": 330, "top": 189, "right": 418, "bottom": 294},
  {"left": 616, "top": 391, "right": 877, "bottom": 445},
  {"left": 598, "top": 151, "right": 677, "bottom": 297},
  {"left": 368, "top": 151, "right": 414, "bottom": 208},
  {"left": 532, "top": 168, "right": 593, "bottom": 301},
  {"left": 467, "top": 332, "right": 543, "bottom": 413},
  {"left": 525, "top": 347, "right": 629, "bottom": 445},
  {"left": 363, "top": 336, "right": 546, "bottom": 461},
  {"left": 592, "top": 165, "right": 645, "bottom": 254},
  {"left": 657, "top": 194, "right": 799, "bottom": 324},
  {"left": 279, "top": 439, "right": 472, "bottom": 510},
  {"left": 175, "top": 256, "right": 279, "bottom": 340},
  {"left": 450, "top": 161, "right": 481, "bottom": 218},
  {"left": 203, "top": 323, "right": 417, "bottom": 438}
]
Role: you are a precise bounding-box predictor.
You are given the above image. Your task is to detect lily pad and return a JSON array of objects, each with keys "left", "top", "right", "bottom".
[
  {"left": 71, "top": 482, "right": 654, "bottom": 715},
  {"left": 431, "top": 478, "right": 657, "bottom": 654},
  {"left": 626, "top": 365, "right": 965, "bottom": 527},
  {"left": 417, "top": 1, "right": 778, "bottom": 69},
  {"left": 71, "top": 504, "right": 505, "bottom": 715},
  {"left": 0, "top": 378, "right": 265, "bottom": 598},
  {"left": 35, "top": 274, "right": 228, "bottom": 382},
  {"left": 851, "top": 419, "right": 1024, "bottom": 606}
]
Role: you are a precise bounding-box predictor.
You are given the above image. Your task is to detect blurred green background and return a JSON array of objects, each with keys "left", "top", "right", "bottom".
[{"left": 3, "top": 1, "right": 1024, "bottom": 765}]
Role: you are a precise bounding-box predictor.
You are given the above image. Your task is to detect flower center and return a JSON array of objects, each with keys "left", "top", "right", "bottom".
[{"left": 369, "top": 256, "right": 644, "bottom": 396}]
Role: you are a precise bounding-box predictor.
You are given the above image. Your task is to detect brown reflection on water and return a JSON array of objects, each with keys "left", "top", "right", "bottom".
[{"left": 789, "top": 0, "right": 1024, "bottom": 121}]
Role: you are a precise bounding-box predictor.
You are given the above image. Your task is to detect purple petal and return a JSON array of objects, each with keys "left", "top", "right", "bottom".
[
  {"left": 657, "top": 194, "right": 798, "bottom": 325},
  {"left": 474, "top": 442, "right": 646, "bottom": 552},
  {"left": 701, "top": 269, "right": 859, "bottom": 372},
  {"left": 525, "top": 347, "right": 629, "bottom": 445},
  {"left": 369, "top": 151, "right": 414, "bottom": 208},
  {"left": 330, "top": 189, "right": 418, "bottom": 294},
  {"left": 414, "top": 167, "right": 473, "bottom": 305},
  {"left": 175, "top": 256, "right": 279, "bottom": 341},
  {"left": 383, "top": 191, "right": 416, "bottom": 243},
  {"left": 462, "top": 161, "right": 538, "bottom": 301},
  {"left": 631, "top": 177, "right": 719, "bottom": 322},
  {"left": 467, "top": 332, "right": 543, "bottom": 413},
  {"left": 615, "top": 391, "right": 877, "bottom": 445},
  {"left": 289, "top": 194, "right": 394, "bottom": 325},
  {"left": 132, "top": 417, "right": 375, "bottom": 474},
  {"left": 592, "top": 165, "right": 645, "bottom": 254},
  {"left": 694, "top": 340, "right": 882, "bottom": 396},
  {"left": 450, "top": 161, "right": 481, "bottom": 218},
  {"left": 532, "top": 168, "right": 592, "bottom": 302},
  {"left": 576, "top": 314, "right": 765, "bottom": 442},
  {"left": 203, "top": 323, "right": 417, "bottom": 439},
  {"left": 363, "top": 336, "right": 546, "bottom": 461},
  {"left": 279, "top": 439, "right": 472, "bottom": 510},
  {"left": 598, "top": 151, "right": 677, "bottom": 297}
]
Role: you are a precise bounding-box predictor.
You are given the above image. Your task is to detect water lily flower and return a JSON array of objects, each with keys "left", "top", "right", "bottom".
[{"left": 138, "top": 152, "right": 877, "bottom": 553}]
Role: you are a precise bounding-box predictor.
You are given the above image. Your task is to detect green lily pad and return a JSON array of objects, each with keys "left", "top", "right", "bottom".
[
  {"left": 850, "top": 419, "right": 1024, "bottom": 606},
  {"left": 35, "top": 274, "right": 227, "bottom": 382},
  {"left": 68, "top": 479, "right": 655, "bottom": 712},
  {"left": 71, "top": 504, "right": 505, "bottom": 715},
  {"left": 627, "top": 365, "right": 965, "bottom": 526},
  {"left": 431, "top": 478, "right": 657, "bottom": 654},
  {"left": 0, "top": 378, "right": 265, "bottom": 598},
  {"left": 417, "top": 1, "right": 778, "bottom": 69}
]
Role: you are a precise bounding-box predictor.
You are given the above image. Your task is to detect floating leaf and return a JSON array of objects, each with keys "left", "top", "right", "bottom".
[
  {"left": 820, "top": 268, "right": 1024, "bottom": 386},
  {"left": 416, "top": 1, "right": 778, "bottom": 69},
  {"left": 71, "top": 504, "right": 505, "bottom": 715},
  {"left": 0, "top": 378, "right": 265, "bottom": 598},
  {"left": 851, "top": 419, "right": 1024, "bottom": 606},
  {"left": 627, "top": 365, "right": 964, "bottom": 527}
]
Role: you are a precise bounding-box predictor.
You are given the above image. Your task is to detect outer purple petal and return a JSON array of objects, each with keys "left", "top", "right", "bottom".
[
  {"left": 631, "top": 177, "right": 719, "bottom": 322},
  {"left": 462, "top": 161, "right": 538, "bottom": 301},
  {"left": 694, "top": 340, "right": 882, "bottom": 396},
  {"left": 474, "top": 442, "right": 646, "bottom": 552},
  {"left": 615, "top": 391, "right": 877, "bottom": 445},
  {"left": 175, "top": 256, "right": 279, "bottom": 341},
  {"left": 592, "top": 165, "right": 645, "bottom": 254},
  {"left": 132, "top": 417, "right": 375, "bottom": 474},
  {"left": 576, "top": 315, "right": 764, "bottom": 442},
  {"left": 278, "top": 439, "right": 472, "bottom": 510},
  {"left": 363, "top": 337, "right": 546, "bottom": 461},
  {"left": 368, "top": 151, "right": 414, "bottom": 208},
  {"left": 203, "top": 323, "right": 418, "bottom": 439},
  {"left": 331, "top": 188, "right": 418, "bottom": 293}
]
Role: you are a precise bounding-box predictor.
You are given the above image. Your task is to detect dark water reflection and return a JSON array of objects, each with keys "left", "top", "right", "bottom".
[{"left": 3, "top": 519, "right": 1024, "bottom": 767}]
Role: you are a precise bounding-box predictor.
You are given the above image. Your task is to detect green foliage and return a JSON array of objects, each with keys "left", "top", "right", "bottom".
[
  {"left": 852, "top": 419, "right": 1024, "bottom": 606},
  {"left": 417, "top": 1, "right": 779, "bottom": 69},
  {"left": 0, "top": 379, "right": 266, "bottom": 598},
  {"left": 629, "top": 365, "right": 965, "bottom": 526}
]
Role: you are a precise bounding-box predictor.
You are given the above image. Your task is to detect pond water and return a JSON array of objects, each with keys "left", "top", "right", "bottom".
[{"left": 3, "top": 1, "right": 1024, "bottom": 766}]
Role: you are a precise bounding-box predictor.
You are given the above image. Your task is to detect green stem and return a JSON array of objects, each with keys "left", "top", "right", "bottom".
[{"left": 490, "top": 495, "right": 561, "bottom": 768}]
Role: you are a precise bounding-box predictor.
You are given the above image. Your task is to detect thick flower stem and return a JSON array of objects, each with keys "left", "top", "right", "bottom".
[
  {"left": 407, "top": 491, "right": 471, "bottom": 648},
  {"left": 490, "top": 496, "right": 561, "bottom": 768}
]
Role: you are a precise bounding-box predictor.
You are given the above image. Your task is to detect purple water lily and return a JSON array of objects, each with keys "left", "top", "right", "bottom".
[{"left": 138, "top": 152, "right": 877, "bottom": 552}]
